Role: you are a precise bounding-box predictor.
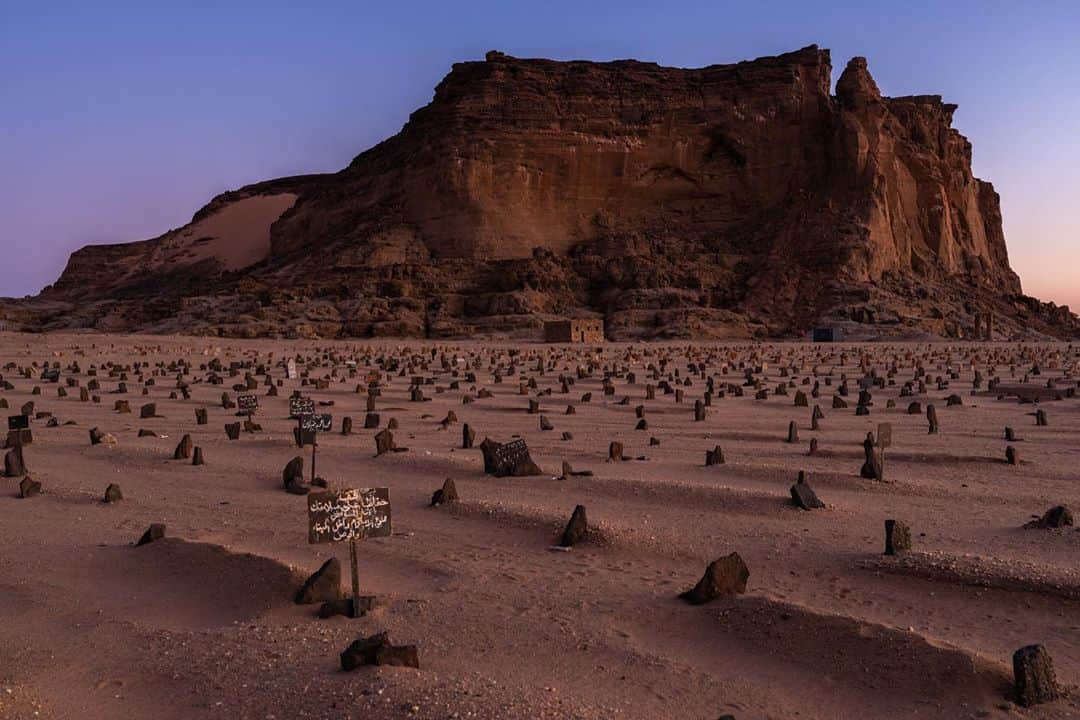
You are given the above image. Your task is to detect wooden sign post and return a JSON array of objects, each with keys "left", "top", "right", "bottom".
[
  {"left": 289, "top": 396, "right": 315, "bottom": 447},
  {"left": 7, "top": 414, "right": 30, "bottom": 447},
  {"left": 288, "top": 396, "right": 314, "bottom": 418},
  {"left": 307, "top": 487, "right": 391, "bottom": 617},
  {"left": 237, "top": 393, "right": 258, "bottom": 420},
  {"left": 300, "top": 413, "right": 332, "bottom": 483},
  {"left": 877, "top": 422, "right": 893, "bottom": 475}
]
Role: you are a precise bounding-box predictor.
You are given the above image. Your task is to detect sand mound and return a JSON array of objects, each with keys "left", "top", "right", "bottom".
[
  {"left": 862, "top": 551, "right": 1080, "bottom": 601},
  {"left": 710, "top": 595, "right": 1012, "bottom": 705},
  {"left": 84, "top": 538, "right": 300, "bottom": 629}
]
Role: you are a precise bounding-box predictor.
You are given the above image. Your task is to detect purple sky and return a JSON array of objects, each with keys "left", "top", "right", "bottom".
[{"left": 2, "top": 1, "right": 1078, "bottom": 309}]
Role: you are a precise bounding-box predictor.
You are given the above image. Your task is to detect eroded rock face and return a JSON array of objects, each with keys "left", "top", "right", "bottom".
[{"left": 9, "top": 47, "right": 1077, "bottom": 340}]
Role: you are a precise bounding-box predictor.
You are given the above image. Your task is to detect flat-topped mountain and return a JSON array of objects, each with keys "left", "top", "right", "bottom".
[{"left": 4, "top": 46, "right": 1076, "bottom": 339}]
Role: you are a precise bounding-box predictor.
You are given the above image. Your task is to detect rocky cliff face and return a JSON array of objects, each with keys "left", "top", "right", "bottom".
[{"left": 6, "top": 46, "right": 1075, "bottom": 339}]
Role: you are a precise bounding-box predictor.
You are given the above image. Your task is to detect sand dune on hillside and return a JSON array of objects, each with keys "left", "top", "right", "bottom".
[{"left": 172, "top": 192, "right": 296, "bottom": 270}]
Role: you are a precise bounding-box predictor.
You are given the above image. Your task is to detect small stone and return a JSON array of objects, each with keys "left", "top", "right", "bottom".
[
  {"left": 340, "top": 632, "right": 420, "bottom": 671},
  {"left": 559, "top": 505, "right": 588, "bottom": 547},
  {"left": 18, "top": 476, "right": 41, "bottom": 498},
  {"left": 136, "top": 523, "right": 165, "bottom": 546},
  {"left": 790, "top": 475, "right": 824, "bottom": 510},
  {"left": 884, "top": 519, "right": 911, "bottom": 555},
  {"left": 1012, "top": 644, "right": 1061, "bottom": 707},
  {"left": 4, "top": 446, "right": 27, "bottom": 477},
  {"left": 679, "top": 553, "right": 749, "bottom": 604},
  {"left": 1025, "top": 506, "right": 1073, "bottom": 529},
  {"left": 104, "top": 483, "right": 123, "bottom": 503},
  {"left": 431, "top": 478, "right": 458, "bottom": 506},
  {"left": 282, "top": 456, "right": 304, "bottom": 488},
  {"left": 173, "top": 434, "right": 192, "bottom": 460},
  {"left": 295, "top": 558, "right": 342, "bottom": 604},
  {"left": 705, "top": 446, "right": 725, "bottom": 466},
  {"left": 860, "top": 432, "right": 883, "bottom": 481},
  {"left": 375, "top": 429, "right": 396, "bottom": 455},
  {"left": 926, "top": 405, "right": 939, "bottom": 434}
]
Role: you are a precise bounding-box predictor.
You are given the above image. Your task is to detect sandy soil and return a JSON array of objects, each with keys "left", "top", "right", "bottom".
[{"left": 0, "top": 332, "right": 1077, "bottom": 720}]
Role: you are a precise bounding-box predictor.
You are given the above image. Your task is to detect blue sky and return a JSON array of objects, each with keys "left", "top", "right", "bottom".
[{"left": 2, "top": 1, "right": 1078, "bottom": 307}]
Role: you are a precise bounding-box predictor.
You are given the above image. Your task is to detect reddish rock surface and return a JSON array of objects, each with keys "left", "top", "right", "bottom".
[{"left": 3, "top": 46, "right": 1076, "bottom": 339}]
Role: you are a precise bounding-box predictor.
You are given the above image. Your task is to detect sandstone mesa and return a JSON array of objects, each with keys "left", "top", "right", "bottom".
[{"left": 3, "top": 46, "right": 1076, "bottom": 340}]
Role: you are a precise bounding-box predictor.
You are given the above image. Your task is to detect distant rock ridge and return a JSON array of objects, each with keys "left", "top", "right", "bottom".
[{"left": 3, "top": 45, "right": 1076, "bottom": 339}]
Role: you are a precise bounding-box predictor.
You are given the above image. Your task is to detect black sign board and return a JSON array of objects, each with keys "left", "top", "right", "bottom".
[
  {"left": 307, "top": 487, "right": 391, "bottom": 544},
  {"left": 8, "top": 414, "right": 29, "bottom": 431},
  {"left": 300, "top": 413, "right": 333, "bottom": 432},
  {"left": 237, "top": 394, "right": 259, "bottom": 412},
  {"left": 289, "top": 397, "right": 315, "bottom": 418},
  {"left": 492, "top": 439, "right": 530, "bottom": 475}
]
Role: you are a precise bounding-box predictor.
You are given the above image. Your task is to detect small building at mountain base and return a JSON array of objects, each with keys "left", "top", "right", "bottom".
[
  {"left": 544, "top": 319, "right": 605, "bottom": 343},
  {"left": 812, "top": 326, "right": 843, "bottom": 342}
]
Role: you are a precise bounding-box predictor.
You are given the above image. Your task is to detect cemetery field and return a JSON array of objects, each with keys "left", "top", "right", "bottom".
[{"left": 0, "top": 332, "right": 1077, "bottom": 720}]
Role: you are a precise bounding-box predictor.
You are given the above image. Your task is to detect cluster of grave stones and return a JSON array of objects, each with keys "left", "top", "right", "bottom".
[{"left": 2, "top": 341, "right": 1078, "bottom": 705}]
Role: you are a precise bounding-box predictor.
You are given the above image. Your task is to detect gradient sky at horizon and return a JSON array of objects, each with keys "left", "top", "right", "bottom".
[{"left": 2, "top": 1, "right": 1078, "bottom": 307}]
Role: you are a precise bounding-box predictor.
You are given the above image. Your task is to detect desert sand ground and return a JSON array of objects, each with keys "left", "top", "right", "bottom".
[{"left": 0, "top": 332, "right": 1077, "bottom": 720}]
